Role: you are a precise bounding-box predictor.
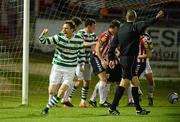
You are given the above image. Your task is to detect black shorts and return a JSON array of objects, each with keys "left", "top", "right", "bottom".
[
  {"left": 135, "top": 62, "right": 146, "bottom": 77},
  {"left": 106, "top": 63, "right": 122, "bottom": 84},
  {"left": 90, "top": 53, "right": 105, "bottom": 75},
  {"left": 120, "top": 56, "right": 137, "bottom": 80}
]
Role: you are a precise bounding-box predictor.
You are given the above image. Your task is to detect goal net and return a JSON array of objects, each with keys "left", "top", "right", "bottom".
[{"left": 0, "top": 0, "right": 179, "bottom": 102}]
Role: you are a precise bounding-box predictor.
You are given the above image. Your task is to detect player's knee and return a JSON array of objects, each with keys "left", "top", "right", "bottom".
[
  {"left": 75, "top": 80, "right": 81, "bottom": 86},
  {"left": 131, "top": 76, "right": 139, "bottom": 87},
  {"left": 49, "top": 89, "right": 57, "bottom": 96},
  {"left": 57, "top": 83, "right": 69, "bottom": 97},
  {"left": 63, "top": 81, "right": 71, "bottom": 88},
  {"left": 120, "top": 78, "right": 130, "bottom": 88},
  {"left": 83, "top": 80, "right": 90, "bottom": 87},
  {"left": 48, "top": 84, "right": 59, "bottom": 95}
]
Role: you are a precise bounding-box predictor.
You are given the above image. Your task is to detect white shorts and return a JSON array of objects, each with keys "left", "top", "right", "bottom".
[
  {"left": 75, "top": 64, "right": 92, "bottom": 80},
  {"left": 49, "top": 64, "right": 76, "bottom": 87},
  {"left": 139, "top": 59, "right": 153, "bottom": 78}
]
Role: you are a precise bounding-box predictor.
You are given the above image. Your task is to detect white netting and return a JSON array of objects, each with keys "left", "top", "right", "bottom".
[
  {"left": 0, "top": 0, "right": 23, "bottom": 98},
  {"left": 0, "top": 0, "right": 179, "bottom": 99}
]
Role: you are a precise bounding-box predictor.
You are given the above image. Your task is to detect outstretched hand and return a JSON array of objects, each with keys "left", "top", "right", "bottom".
[
  {"left": 156, "top": 10, "right": 164, "bottom": 19},
  {"left": 40, "top": 28, "right": 48, "bottom": 37},
  {"left": 42, "top": 28, "right": 48, "bottom": 35}
]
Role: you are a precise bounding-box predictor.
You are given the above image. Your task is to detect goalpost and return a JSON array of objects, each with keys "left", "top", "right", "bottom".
[
  {"left": 0, "top": 0, "right": 179, "bottom": 106},
  {"left": 22, "top": 0, "right": 29, "bottom": 105}
]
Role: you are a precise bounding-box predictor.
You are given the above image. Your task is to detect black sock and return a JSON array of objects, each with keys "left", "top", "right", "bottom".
[
  {"left": 110, "top": 86, "right": 125, "bottom": 110},
  {"left": 69, "top": 86, "right": 78, "bottom": 98},
  {"left": 46, "top": 95, "right": 60, "bottom": 109},
  {"left": 132, "top": 87, "right": 142, "bottom": 110}
]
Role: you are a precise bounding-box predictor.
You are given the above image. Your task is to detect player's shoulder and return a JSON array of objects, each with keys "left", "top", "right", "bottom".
[
  {"left": 133, "top": 21, "right": 144, "bottom": 29},
  {"left": 100, "top": 30, "right": 110, "bottom": 37},
  {"left": 76, "top": 29, "right": 85, "bottom": 37},
  {"left": 74, "top": 34, "right": 82, "bottom": 39},
  {"left": 58, "top": 32, "right": 64, "bottom": 36},
  {"left": 74, "top": 34, "right": 84, "bottom": 42},
  {"left": 77, "top": 29, "right": 85, "bottom": 34},
  {"left": 90, "top": 32, "right": 97, "bottom": 36}
]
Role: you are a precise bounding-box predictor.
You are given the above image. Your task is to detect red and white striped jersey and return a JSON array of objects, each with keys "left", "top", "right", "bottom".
[
  {"left": 94, "top": 30, "right": 113, "bottom": 62},
  {"left": 137, "top": 34, "right": 153, "bottom": 63}
]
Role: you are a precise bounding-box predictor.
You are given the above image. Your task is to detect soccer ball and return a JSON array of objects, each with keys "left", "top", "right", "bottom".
[{"left": 168, "top": 92, "right": 179, "bottom": 104}]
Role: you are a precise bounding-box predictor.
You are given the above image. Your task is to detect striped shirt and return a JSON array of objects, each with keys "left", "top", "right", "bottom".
[
  {"left": 39, "top": 33, "right": 86, "bottom": 67},
  {"left": 94, "top": 30, "right": 114, "bottom": 63},
  {"left": 77, "top": 29, "right": 98, "bottom": 63},
  {"left": 138, "top": 34, "right": 153, "bottom": 63}
]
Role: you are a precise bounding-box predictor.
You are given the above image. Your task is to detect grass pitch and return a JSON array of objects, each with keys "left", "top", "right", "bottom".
[
  {"left": 0, "top": 78, "right": 180, "bottom": 122},
  {"left": 0, "top": 97, "right": 180, "bottom": 122}
]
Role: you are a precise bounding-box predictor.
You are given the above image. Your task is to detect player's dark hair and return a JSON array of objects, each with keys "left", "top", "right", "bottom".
[
  {"left": 84, "top": 18, "right": 96, "bottom": 27},
  {"left": 109, "top": 19, "right": 121, "bottom": 29},
  {"left": 71, "top": 16, "right": 82, "bottom": 27},
  {"left": 64, "top": 20, "right": 76, "bottom": 30}
]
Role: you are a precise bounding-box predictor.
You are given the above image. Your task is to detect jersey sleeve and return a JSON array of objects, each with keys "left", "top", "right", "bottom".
[
  {"left": 135, "top": 17, "right": 158, "bottom": 34},
  {"left": 108, "top": 34, "right": 119, "bottom": 60},
  {"left": 94, "top": 34, "right": 98, "bottom": 42},
  {"left": 39, "top": 34, "right": 60, "bottom": 45},
  {"left": 77, "top": 40, "right": 86, "bottom": 66}
]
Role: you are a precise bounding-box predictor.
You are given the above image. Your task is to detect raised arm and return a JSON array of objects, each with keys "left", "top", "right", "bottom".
[
  {"left": 39, "top": 28, "right": 59, "bottom": 45},
  {"left": 136, "top": 10, "right": 164, "bottom": 34}
]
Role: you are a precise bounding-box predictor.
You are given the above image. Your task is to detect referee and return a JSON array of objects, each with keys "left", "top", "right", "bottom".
[{"left": 108, "top": 10, "right": 164, "bottom": 115}]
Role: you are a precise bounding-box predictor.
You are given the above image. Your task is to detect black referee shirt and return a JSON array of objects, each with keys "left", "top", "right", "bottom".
[{"left": 108, "top": 17, "right": 158, "bottom": 60}]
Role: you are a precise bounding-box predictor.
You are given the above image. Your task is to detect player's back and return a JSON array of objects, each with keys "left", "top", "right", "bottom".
[{"left": 117, "top": 22, "right": 139, "bottom": 57}]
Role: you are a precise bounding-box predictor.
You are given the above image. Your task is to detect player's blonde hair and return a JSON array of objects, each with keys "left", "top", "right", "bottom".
[{"left": 126, "top": 10, "right": 137, "bottom": 22}]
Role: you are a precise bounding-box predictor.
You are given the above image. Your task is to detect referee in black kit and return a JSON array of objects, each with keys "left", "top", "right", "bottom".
[{"left": 108, "top": 10, "right": 164, "bottom": 115}]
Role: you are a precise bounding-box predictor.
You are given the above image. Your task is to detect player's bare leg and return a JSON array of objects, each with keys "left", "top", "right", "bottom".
[
  {"left": 42, "top": 83, "right": 69, "bottom": 115},
  {"left": 61, "top": 83, "right": 74, "bottom": 107},
  {"left": 48, "top": 84, "right": 60, "bottom": 102}
]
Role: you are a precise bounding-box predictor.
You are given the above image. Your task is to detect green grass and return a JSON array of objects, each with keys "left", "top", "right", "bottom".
[
  {"left": 1, "top": 78, "right": 180, "bottom": 122},
  {"left": 0, "top": 106, "right": 180, "bottom": 122},
  {"left": 0, "top": 96, "right": 180, "bottom": 122},
  {"left": 0, "top": 70, "right": 180, "bottom": 122}
]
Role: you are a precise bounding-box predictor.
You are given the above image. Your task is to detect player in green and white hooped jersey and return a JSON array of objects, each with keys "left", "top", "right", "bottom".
[
  {"left": 45, "top": 16, "right": 83, "bottom": 107},
  {"left": 46, "top": 17, "right": 82, "bottom": 104},
  {"left": 69, "top": 18, "right": 98, "bottom": 108},
  {"left": 40, "top": 20, "right": 86, "bottom": 115},
  {"left": 61, "top": 17, "right": 83, "bottom": 107}
]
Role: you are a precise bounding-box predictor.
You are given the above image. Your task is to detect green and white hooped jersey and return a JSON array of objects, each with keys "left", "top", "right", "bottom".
[
  {"left": 39, "top": 33, "right": 86, "bottom": 67},
  {"left": 76, "top": 29, "right": 98, "bottom": 63}
]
